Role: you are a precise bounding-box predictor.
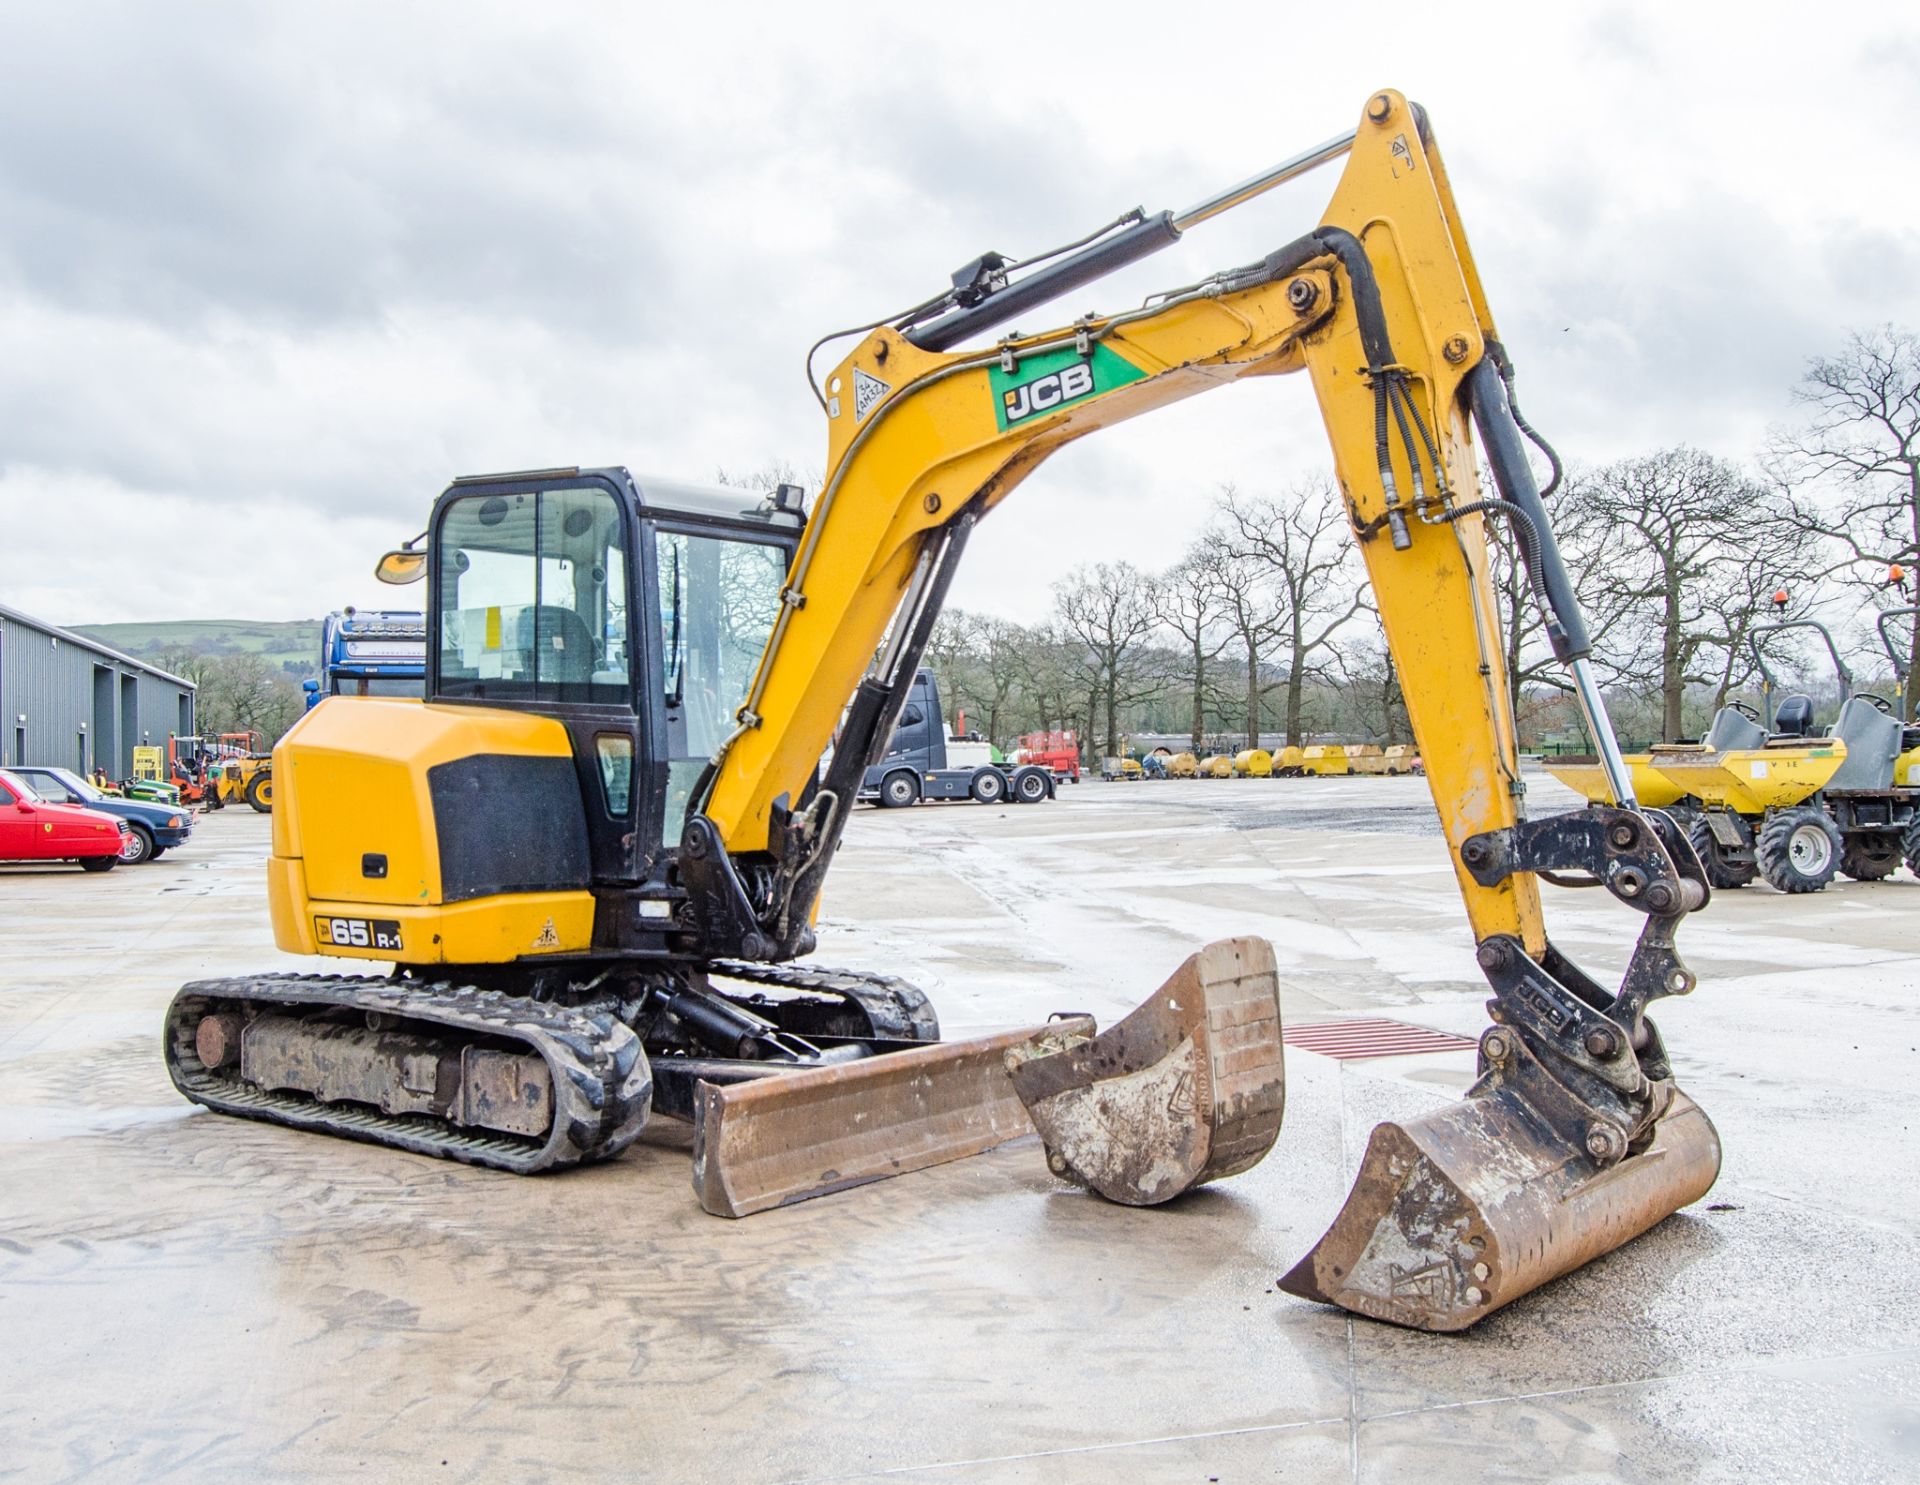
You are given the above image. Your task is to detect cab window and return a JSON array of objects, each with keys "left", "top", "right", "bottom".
[
  {"left": 436, "top": 487, "right": 631, "bottom": 705},
  {"left": 657, "top": 527, "right": 789, "bottom": 840}
]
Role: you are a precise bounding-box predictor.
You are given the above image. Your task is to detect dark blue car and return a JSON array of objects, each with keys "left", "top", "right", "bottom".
[{"left": 12, "top": 766, "right": 192, "bottom": 864}]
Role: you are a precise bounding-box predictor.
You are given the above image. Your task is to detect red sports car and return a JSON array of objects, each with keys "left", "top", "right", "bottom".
[{"left": 0, "top": 768, "right": 129, "bottom": 870}]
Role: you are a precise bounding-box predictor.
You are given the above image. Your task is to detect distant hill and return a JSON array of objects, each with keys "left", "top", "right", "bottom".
[{"left": 75, "top": 619, "right": 323, "bottom": 677}]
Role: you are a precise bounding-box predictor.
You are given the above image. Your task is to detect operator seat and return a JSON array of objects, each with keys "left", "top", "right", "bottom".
[
  {"left": 1772, "top": 694, "right": 1816, "bottom": 737},
  {"left": 1702, "top": 706, "right": 1768, "bottom": 752},
  {"left": 512, "top": 606, "right": 597, "bottom": 685},
  {"left": 1828, "top": 697, "right": 1904, "bottom": 791}
]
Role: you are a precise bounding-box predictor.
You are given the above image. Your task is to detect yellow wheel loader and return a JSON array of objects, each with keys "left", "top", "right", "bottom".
[{"left": 165, "top": 91, "right": 1719, "bottom": 1333}]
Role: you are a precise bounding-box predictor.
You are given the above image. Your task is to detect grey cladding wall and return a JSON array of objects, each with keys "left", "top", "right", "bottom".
[{"left": 0, "top": 606, "right": 195, "bottom": 775}]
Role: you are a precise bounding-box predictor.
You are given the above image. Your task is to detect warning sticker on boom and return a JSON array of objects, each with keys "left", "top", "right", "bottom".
[{"left": 853, "top": 368, "right": 891, "bottom": 420}]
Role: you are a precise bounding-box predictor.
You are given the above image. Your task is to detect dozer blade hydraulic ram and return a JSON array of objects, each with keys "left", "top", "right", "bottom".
[{"left": 1004, "top": 938, "right": 1286, "bottom": 1205}]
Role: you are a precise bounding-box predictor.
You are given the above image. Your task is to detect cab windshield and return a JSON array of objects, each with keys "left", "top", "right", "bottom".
[{"left": 436, "top": 487, "right": 631, "bottom": 705}]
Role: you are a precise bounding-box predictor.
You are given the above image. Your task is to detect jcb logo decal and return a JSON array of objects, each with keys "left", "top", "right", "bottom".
[
  {"left": 989, "top": 343, "right": 1145, "bottom": 432},
  {"left": 1003, "top": 362, "right": 1094, "bottom": 424}
]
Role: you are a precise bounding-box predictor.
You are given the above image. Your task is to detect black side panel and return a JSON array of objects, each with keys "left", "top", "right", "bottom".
[{"left": 428, "top": 755, "right": 591, "bottom": 902}]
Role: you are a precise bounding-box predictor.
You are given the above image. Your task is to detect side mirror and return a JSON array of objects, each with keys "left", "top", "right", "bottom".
[
  {"left": 302, "top": 680, "right": 321, "bottom": 694},
  {"left": 14, "top": 801, "right": 34, "bottom": 815},
  {"left": 376, "top": 547, "right": 428, "bottom": 585}
]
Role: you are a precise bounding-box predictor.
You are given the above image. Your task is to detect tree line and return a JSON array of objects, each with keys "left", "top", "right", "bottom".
[{"left": 927, "top": 327, "right": 1920, "bottom": 759}]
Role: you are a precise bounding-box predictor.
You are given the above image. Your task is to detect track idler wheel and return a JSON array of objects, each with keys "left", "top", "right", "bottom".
[
  {"left": 1280, "top": 1053, "right": 1721, "bottom": 1331},
  {"left": 1004, "top": 937, "right": 1286, "bottom": 1205}
]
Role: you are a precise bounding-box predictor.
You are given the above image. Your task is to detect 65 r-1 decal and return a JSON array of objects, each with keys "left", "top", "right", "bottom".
[
  {"left": 316, "top": 915, "right": 404, "bottom": 952},
  {"left": 989, "top": 342, "right": 1146, "bottom": 431}
]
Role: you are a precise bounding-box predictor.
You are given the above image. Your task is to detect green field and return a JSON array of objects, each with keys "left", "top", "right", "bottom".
[{"left": 76, "top": 619, "right": 321, "bottom": 675}]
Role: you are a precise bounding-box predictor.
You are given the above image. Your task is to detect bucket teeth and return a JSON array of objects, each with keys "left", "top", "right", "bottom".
[
  {"left": 1280, "top": 1088, "right": 1721, "bottom": 1331},
  {"left": 1004, "top": 937, "right": 1286, "bottom": 1205}
]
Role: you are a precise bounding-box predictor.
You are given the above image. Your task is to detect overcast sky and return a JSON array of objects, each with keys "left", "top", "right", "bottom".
[{"left": 3, "top": 2, "right": 1918, "bottom": 628}]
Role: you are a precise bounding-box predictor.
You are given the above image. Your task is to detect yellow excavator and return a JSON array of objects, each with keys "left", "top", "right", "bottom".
[{"left": 164, "top": 90, "right": 1720, "bottom": 1333}]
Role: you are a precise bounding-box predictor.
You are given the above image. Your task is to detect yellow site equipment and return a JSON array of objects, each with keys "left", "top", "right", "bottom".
[
  {"left": 1234, "top": 748, "right": 1274, "bottom": 777},
  {"left": 1272, "top": 745, "right": 1307, "bottom": 777},
  {"left": 1167, "top": 751, "right": 1200, "bottom": 778},
  {"left": 1381, "top": 744, "right": 1419, "bottom": 774},
  {"left": 1199, "top": 754, "right": 1235, "bottom": 778},
  {"left": 1346, "top": 744, "right": 1388, "bottom": 775},
  {"left": 164, "top": 91, "right": 1718, "bottom": 1334},
  {"left": 1300, "top": 744, "right": 1350, "bottom": 777}
]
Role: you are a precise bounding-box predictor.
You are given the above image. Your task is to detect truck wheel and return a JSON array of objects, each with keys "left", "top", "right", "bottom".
[
  {"left": 1904, "top": 816, "right": 1920, "bottom": 879},
  {"left": 1756, "top": 806, "right": 1842, "bottom": 894},
  {"left": 79, "top": 854, "right": 118, "bottom": 873},
  {"left": 970, "top": 768, "right": 1007, "bottom": 805},
  {"left": 1013, "top": 768, "right": 1050, "bottom": 804},
  {"left": 1685, "top": 813, "right": 1755, "bottom": 889},
  {"left": 878, "top": 772, "right": 920, "bottom": 809},
  {"left": 118, "top": 824, "right": 154, "bottom": 865},
  {"left": 245, "top": 772, "right": 274, "bottom": 812},
  {"left": 1840, "top": 834, "right": 1901, "bottom": 882}
]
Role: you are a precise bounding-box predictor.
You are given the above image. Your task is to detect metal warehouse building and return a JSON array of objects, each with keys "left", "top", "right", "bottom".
[{"left": 0, "top": 602, "right": 196, "bottom": 777}]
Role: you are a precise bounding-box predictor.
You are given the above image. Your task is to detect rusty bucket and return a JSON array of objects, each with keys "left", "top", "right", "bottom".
[
  {"left": 1004, "top": 937, "right": 1287, "bottom": 1205},
  {"left": 1281, "top": 1083, "right": 1720, "bottom": 1331}
]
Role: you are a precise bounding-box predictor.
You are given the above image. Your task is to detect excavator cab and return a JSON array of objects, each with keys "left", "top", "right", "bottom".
[{"left": 423, "top": 467, "right": 804, "bottom": 892}]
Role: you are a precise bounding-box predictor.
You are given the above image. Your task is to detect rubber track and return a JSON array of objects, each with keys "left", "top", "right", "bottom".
[
  {"left": 165, "top": 974, "right": 653, "bottom": 1174},
  {"left": 707, "top": 960, "right": 941, "bottom": 1041}
]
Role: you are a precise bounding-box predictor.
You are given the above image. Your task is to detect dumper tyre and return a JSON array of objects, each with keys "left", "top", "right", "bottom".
[
  {"left": 1685, "top": 812, "right": 1755, "bottom": 889},
  {"left": 1756, "top": 806, "right": 1842, "bottom": 893},
  {"left": 969, "top": 768, "right": 1007, "bottom": 805},
  {"left": 245, "top": 771, "right": 273, "bottom": 813},
  {"left": 878, "top": 771, "right": 920, "bottom": 809},
  {"left": 1840, "top": 833, "right": 1901, "bottom": 882},
  {"left": 1904, "top": 816, "right": 1920, "bottom": 880}
]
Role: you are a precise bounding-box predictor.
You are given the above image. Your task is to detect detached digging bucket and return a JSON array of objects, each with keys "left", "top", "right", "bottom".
[
  {"left": 1281, "top": 1082, "right": 1721, "bottom": 1331},
  {"left": 1004, "top": 937, "right": 1287, "bottom": 1205}
]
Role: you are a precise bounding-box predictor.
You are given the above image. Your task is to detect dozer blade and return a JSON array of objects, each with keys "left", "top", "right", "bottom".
[
  {"left": 690, "top": 1017, "right": 1094, "bottom": 1218},
  {"left": 1002, "top": 937, "right": 1286, "bottom": 1205},
  {"left": 1280, "top": 1086, "right": 1720, "bottom": 1331}
]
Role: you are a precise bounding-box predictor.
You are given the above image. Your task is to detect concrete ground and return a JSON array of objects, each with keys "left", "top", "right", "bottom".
[{"left": 3, "top": 775, "right": 1917, "bottom": 1483}]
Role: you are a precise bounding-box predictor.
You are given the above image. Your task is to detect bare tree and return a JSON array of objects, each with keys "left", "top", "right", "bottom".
[
  {"left": 1152, "top": 539, "right": 1236, "bottom": 752},
  {"left": 1218, "top": 479, "right": 1366, "bottom": 746},
  {"left": 1769, "top": 326, "right": 1920, "bottom": 714},
  {"left": 1569, "top": 447, "right": 1814, "bottom": 740},
  {"left": 1053, "top": 562, "right": 1162, "bottom": 758}
]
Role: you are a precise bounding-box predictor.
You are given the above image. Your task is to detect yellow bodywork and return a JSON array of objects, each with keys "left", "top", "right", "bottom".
[
  {"left": 1167, "top": 752, "right": 1200, "bottom": 778},
  {"left": 1234, "top": 749, "right": 1273, "bottom": 778},
  {"left": 1272, "top": 746, "right": 1306, "bottom": 776},
  {"left": 1301, "top": 745, "right": 1351, "bottom": 778},
  {"left": 268, "top": 697, "right": 597, "bottom": 964},
  {"left": 1198, "top": 754, "right": 1234, "bottom": 778},
  {"left": 1646, "top": 742, "right": 1846, "bottom": 814},
  {"left": 1898, "top": 744, "right": 1920, "bottom": 788},
  {"left": 702, "top": 89, "right": 1545, "bottom": 953},
  {"left": 1543, "top": 754, "right": 1689, "bottom": 810}
]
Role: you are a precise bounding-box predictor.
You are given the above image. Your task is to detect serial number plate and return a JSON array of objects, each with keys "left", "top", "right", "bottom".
[{"left": 315, "top": 916, "right": 404, "bottom": 951}]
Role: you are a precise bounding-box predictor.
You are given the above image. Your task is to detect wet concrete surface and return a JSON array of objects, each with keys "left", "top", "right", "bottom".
[{"left": 2, "top": 775, "right": 1917, "bottom": 1482}]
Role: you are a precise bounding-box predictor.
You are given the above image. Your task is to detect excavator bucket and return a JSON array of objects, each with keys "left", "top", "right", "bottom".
[
  {"left": 1003, "top": 937, "right": 1286, "bottom": 1205},
  {"left": 1280, "top": 1083, "right": 1721, "bottom": 1331},
  {"left": 690, "top": 1017, "right": 1094, "bottom": 1217}
]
